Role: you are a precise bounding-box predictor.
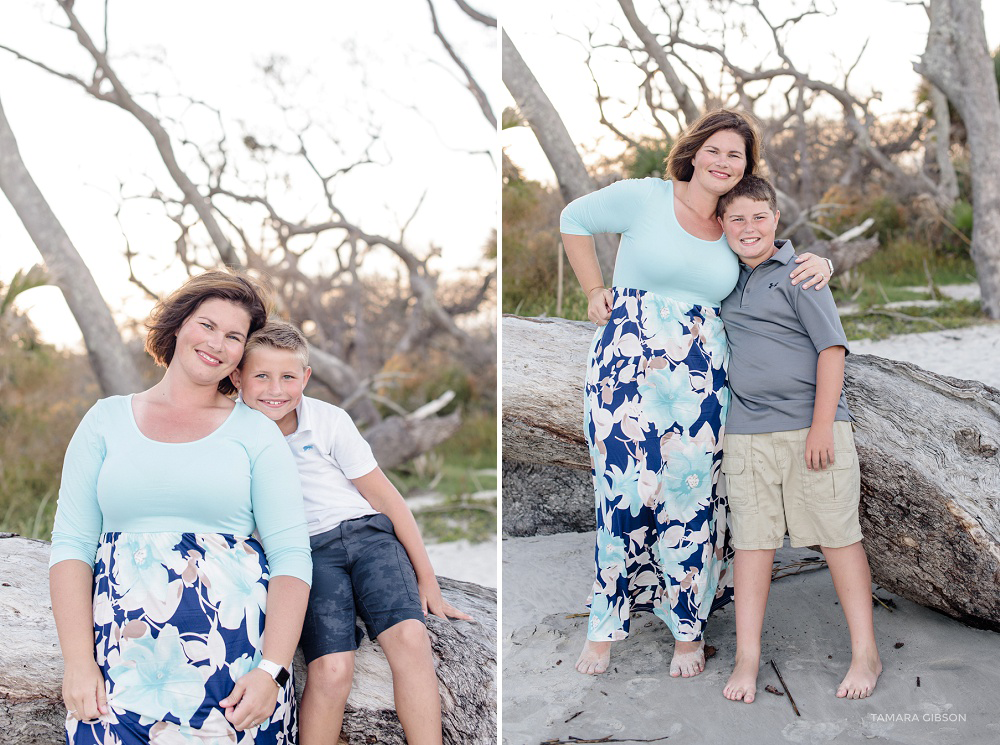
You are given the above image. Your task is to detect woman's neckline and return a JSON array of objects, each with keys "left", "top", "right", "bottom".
[
  {"left": 668, "top": 179, "right": 726, "bottom": 244},
  {"left": 127, "top": 392, "right": 240, "bottom": 445}
]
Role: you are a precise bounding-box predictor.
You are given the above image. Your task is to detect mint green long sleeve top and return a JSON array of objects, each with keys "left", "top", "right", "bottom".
[
  {"left": 50, "top": 396, "right": 312, "bottom": 584},
  {"left": 560, "top": 177, "right": 740, "bottom": 306}
]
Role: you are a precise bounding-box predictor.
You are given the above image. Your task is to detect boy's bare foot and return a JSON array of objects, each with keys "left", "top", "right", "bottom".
[
  {"left": 669, "top": 640, "right": 705, "bottom": 678},
  {"left": 575, "top": 639, "right": 611, "bottom": 675},
  {"left": 723, "top": 655, "right": 760, "bottom": 703},
  {"left": 836, "top": 650, "right": 882, "bottom": 699}
]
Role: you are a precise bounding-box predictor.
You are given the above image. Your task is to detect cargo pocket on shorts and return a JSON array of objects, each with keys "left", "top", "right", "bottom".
[
  {"left": 806, "top": 450, "right": 859, "bottom": 511},
  {"left": 721, "top": 455, "right": 758, "bottom": 515}
]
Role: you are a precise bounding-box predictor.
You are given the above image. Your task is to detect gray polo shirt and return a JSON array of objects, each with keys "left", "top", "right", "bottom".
[{"left": 721, "top": 240, "right": 851, "bottom": 434}]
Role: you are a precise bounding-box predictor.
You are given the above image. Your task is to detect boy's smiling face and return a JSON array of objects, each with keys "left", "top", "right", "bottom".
[
  {"left": 231, "top": 346, "right": 311, "bottom": 433},
  {"left": 720, "top": 196, "right": 781, "bottom": 268}
]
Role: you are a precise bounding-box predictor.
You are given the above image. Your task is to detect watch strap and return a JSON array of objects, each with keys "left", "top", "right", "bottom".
[{"left": 257, "top": 658, "right": 290, "bottom": 687}]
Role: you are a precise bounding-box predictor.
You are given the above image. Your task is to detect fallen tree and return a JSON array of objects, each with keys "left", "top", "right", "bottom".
[
  {"left": 0, "top": 534, "right": 496, "bottom": 745},
  {"left": 502, "top": 314, "right": 1000, "bottom": 631}
]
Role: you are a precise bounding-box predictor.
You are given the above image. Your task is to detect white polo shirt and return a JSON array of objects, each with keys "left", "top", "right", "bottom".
[{"left": 283, "top": 395, "right": 379, "bottom": 536}]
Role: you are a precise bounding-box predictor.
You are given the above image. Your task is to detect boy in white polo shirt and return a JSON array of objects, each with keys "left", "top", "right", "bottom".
[{"left": 231, "top": 321, "right": 470, "bottom": 745}]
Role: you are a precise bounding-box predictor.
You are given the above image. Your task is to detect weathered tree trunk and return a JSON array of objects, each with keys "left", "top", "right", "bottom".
[
  {"left": 917, "top": 0, "right": 1000, "bottom": 318},
  {"left": 0, "top": 535, "right": 496, "bottom": 745},
  {"left": 926, "top": 82, "right": 959, "bottom": 209},
  {"left": 0, "top": 96, "right": 142, "bottom": 397},
  {"left": 501, "top": 315, "right": 1000, "bottom": 631},
  {"left": 501, "top": 30, "right": 617, "bottom": 281}
]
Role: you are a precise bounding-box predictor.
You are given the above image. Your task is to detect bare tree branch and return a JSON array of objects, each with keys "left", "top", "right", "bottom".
[
  {"left": 451, "top": 0, "right": 496, "bottom": 27},
  {"left": 616, "top": 0, "right": 701, "bottom": 126},
  {"left": 53, "top": 0, "right": 241, "bottom": 266},
  {"left": 426, "top": 0, "right": 496, "bottom": 128}
]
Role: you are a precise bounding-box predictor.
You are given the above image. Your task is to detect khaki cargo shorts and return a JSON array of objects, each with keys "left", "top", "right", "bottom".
[{"left": 721, "top": 421, "right": 862, "bottom": 550}]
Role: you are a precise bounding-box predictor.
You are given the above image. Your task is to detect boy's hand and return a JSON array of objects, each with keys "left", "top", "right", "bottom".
[
  {"left": 805, "top": 427, "right": 835, "bottom": 470},
  {"left": 419, "top": 578, "right": 473, "bottom": 621}
]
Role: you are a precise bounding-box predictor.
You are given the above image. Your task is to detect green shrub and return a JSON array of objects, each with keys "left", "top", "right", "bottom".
[
  {"left": 502, "top": 177, "right": 564, "bottom": 313},
  {"left": 624, "top": 138, "right": 671, "bottom": 179}
]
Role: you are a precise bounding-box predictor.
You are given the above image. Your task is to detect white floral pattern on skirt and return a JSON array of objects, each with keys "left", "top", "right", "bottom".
[
  {"left": 66, "top": 532, "right": 296, "bottom": 745},
  {"left": 584, "top": 288, "right": 734, "bottom": 642}
]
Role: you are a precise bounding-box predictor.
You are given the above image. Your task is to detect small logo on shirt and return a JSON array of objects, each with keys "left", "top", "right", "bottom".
[
  {"left": 302, "top": 445, "right": 314, "bottom": 452},
  {"left": 768, "top": 282, "right": 779, "bottom": 289}
]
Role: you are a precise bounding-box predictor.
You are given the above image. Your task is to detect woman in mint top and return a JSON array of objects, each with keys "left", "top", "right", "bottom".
[
  {"left": 49, "top": 270, "right": 312, "bottom": 744},
  {"left": 561, "top": 109, "right": 831, "bottom": 679}
]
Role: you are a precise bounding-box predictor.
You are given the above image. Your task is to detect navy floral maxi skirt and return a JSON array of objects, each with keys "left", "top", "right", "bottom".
[
  {"left": 66, "top": 532, "right": 297, "bottom": 745},
  {"left": 584, "top": 288, "right": 734, "bottom": 642}
]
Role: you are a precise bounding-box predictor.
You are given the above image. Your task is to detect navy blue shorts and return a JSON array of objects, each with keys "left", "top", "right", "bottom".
[{"left": 300, "top": 512, "right": 425, "bottom": 662}]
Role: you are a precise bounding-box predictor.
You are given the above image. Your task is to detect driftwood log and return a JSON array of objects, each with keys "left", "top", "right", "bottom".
[
  {"left": 0, "top": 534, "right": 496, "bottom": 745},
  {"left": 806, "top": 217, "right": 880, "bottom": 273},
  {"left": 501, "top": 314, "right": 1000, "bottom": 631}
]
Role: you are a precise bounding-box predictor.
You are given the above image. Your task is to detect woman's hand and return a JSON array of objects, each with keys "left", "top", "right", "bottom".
[
  {"left": 790, "top": 253, "right": 833, "bottom": 290},
  {"left": 419, "top": 576, "right": 473, "bottom": 621},
  {"left": 587, "top": 287, "right": 613, "bottom": 325},
  {"left": 221, "top": 668, "right": 280, "bottom": 732},
  {"left": 62, "top": 658, "right": 108, "bottom": 722}
]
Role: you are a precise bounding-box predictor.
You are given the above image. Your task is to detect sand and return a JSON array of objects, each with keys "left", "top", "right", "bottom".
[
  {"left": 427, "top": 537, "right": 497, "bottom": 588},
  {"left": 501, "top": 318, "right": 1000, "bottom": 745},
  {"left": 501, "top": 534, "right": 998, "bottom": 745},
  {"left": 851, "top": 321, "right": 1000, "bottom": 389}
]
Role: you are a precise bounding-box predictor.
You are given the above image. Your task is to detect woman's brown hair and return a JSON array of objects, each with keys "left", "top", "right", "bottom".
[
  {"left": 665, "top": 109, "right": 763, "bottom": 182},
  {"left": 145, "top": 269, "right": 273, "bottom": 395}
]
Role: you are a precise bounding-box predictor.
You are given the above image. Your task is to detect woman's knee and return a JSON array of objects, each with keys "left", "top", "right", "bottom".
[{"left": 306, "top": 651, "right": 355, "bottom": 696}]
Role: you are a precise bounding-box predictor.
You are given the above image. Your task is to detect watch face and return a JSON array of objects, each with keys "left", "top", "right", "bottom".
[{"left": 275, "top": 667, "right": 290, "bottom": 687}]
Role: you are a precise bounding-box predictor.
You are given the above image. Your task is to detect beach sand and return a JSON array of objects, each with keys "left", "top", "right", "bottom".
[
  {"left": 851, "top": 321, "right": 1000, "bottom": 389},
  {"left": 502, "top": 534, "right": 998, "bottom": 745},
  {"left": 501, "top": 320, "right": 1000, "bottom": 744},
  {"left": 427, "top": 537, "right": 497, "bottom": 588}
]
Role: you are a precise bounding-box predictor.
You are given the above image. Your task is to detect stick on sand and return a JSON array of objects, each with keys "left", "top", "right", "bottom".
[{"left": 770, "top": 659, "right": 801, "bottom": 716}]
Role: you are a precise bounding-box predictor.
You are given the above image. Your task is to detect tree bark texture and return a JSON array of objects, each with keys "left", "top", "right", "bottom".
[
  {"left": 917, "top": 0, "right": 1000, "bottom": 318},
  {"left": 0, "top": 535, "right": 496, "bottom": 745},
  {"left": 501, "top": 315, "right": 1000, "bottom": 631},
  {"left": 501, "top": 30, "right": 617, "bottom": 280},
  {"left": 0, "top": 96, "right": 143, "bottom": 397},
  {"left": 501, "top": 460, "right": 594, "bottom": 537}
]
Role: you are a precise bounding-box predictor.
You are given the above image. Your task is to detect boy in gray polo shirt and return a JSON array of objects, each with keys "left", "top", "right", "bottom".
[{"left": 715, "top": 176, "right": 881, "bottom": 705}]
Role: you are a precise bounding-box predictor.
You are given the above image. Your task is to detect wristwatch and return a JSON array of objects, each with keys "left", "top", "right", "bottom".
[{"left": 257, "top": 659, "right": 290, "bottom": 688}]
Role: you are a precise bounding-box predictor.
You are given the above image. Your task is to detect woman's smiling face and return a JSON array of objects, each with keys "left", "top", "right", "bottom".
[
  {"left": 691, "top": 129, "right": 747, "bottom": 196},
  {"left": 172, "top": 298, "right": 251, "bottom": 385}
]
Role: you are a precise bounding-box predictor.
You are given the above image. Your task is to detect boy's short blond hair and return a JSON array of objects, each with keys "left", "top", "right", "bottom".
[{"left": 241, "top": 320, "right": 310, "bottom": 369}]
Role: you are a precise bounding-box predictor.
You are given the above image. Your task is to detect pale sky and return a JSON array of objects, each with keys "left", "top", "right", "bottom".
[
  {"left": 1, "top": 0, "right": 497, "bottom": 348},
  {"left": 503, "top": 0, "right": 999, "bottom": 182}
]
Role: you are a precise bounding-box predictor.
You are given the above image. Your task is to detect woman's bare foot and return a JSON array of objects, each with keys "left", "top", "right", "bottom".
[
  {"left": 836, "top": 649, "right": 882, "bottom": 699},
  {"left": 575, "top": 639, "right": 611, "bottom": 675},
  {"left": 669, "top": 640, "right": 705, "bottom": 678},
  {"left": 723, "top": 654, "right": 760, "bottom": 703}
]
